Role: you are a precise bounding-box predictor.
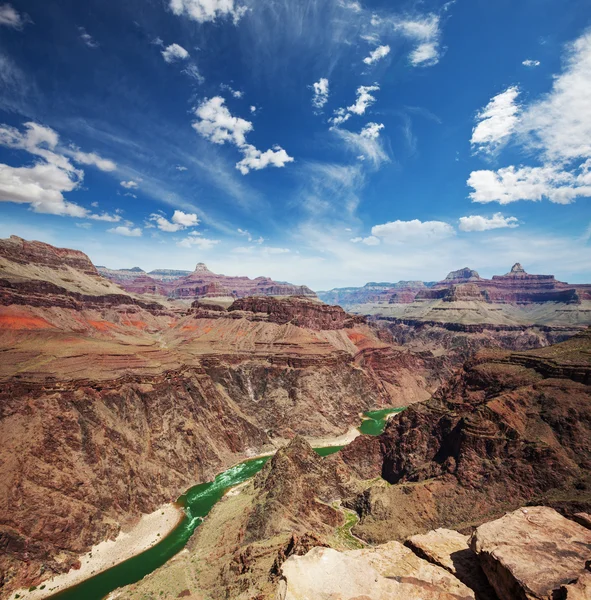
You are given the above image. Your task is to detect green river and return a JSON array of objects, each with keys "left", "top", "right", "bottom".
[
  {"left": 358, "top": 407, "right": 406, "bottom": 436},
  {"left": 39, "top": 410, "right": 404, "bottom": 600}
]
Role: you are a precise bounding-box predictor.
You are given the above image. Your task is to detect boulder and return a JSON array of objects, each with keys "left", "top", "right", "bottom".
[
  {"left": 470, "top": 507, "right": 591, "bottom": 600},
  {"left": 405, "top": 528, "right": 498, "bottom": 600}
]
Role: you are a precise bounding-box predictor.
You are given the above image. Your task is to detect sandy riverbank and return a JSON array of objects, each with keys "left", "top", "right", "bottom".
[{"left": 9, "top": 503, "right": 183, "bottom": 600}]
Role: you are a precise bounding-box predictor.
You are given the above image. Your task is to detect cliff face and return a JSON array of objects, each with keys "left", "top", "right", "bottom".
[
  {"left": 97, "top": 261, "right": 317, "bottom": 300},
  {"left": 340, "top": 329, "right": 591, "bottom": 543},
  {"left": 0, "top": 237, "right": 439, "bottom": 596}
]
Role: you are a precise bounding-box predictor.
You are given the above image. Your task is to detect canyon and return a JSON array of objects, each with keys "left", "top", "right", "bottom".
[
  {"left": 1, "top": 235, "right": 590, "bottom": 600},
  {"left": 0, "top": 236, "right": 437, "bottom": 598}
]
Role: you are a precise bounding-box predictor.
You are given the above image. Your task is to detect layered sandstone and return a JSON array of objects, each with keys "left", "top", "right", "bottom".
[{"left": 98, "top": 261, "right": 317, "bottom": 300}]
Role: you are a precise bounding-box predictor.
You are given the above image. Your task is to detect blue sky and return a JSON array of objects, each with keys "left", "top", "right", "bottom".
[{"left": 0, "top": 0, "right": 590, "bottom": 289}]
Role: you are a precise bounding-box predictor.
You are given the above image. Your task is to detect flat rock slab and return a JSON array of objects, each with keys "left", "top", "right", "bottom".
[
  {"left": 278, "top": 542, "right": 475, "bottom": 599},
  {"left": 406, "top": 528, "right": 498, "bottom": 600},
  {"left": 470, "top": 506, "right": 591, "bottom": 600}
]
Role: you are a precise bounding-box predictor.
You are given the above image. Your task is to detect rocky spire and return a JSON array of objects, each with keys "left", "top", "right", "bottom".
[
  {"left": 507, "top": 263, "right": 527, "bottom": 275},
  {"left": 194, "top": 262, "right": 212, "bottom": 274}
]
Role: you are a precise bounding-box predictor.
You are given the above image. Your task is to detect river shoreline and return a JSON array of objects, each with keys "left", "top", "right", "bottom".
[
  {"left": 10, "top": 427, "right": 362, "bottom": 600},
  {"left": 10, "top": 504, "right": 183, "bottom": 600}
]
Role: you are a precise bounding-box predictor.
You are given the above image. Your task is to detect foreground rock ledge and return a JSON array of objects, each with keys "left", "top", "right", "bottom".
[
  {"left": 470, "top": 506, "right": 591, "bottom": 600},
  {"left": 277, "top": 542, "right": 476, "bottom": 600}
]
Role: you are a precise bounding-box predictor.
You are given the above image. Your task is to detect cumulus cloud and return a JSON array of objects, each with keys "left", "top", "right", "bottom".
[
  {"left": 120, "top": 180, "right": 139, "bottom": 189},
  {"left": 522, "top": 59, "right": 540, "bottom": 67},
  {"left": 371, "top": 219, "right": 455, "bottom": 243},
  {"left": 458, "top": 213, "right": 519, "bottom": 232},
  {"left": 192, "top": 96, "right": 293, "bottom": 175},
  {"left": 468, "top": 163, "right": 591, "bottom": 205},
  {"left": 108, "top": 225, "right": 142, "bottom": 237},
  {"left": 0, "top": 121, "right": 116, "bottom": 218},
  {"left": 311, "top": 78, "right": 329, "bottom": 110},
  {"left": 168, "top": 0, "right": 247, "bottom": 24},
  {"left": 235, "top": 144, "right": 294, "bottom": 175},
  {"left": 363, "top": 44, "right": 390, "bottom": 65},
  {"left": 162, "top": 43, "right": 189, "bottom": 63},
  {"left": 177, "top": 232, "right": 220, "bottom": 249},
  {"left": 330, "top": 85, "right": 380, "bottom": 126},
  {"left": 193, "top": 96, "right": 252, "bottom": 146},
  {"left": 471, "top": 86, "right": 520, "bottom": 154},
  {"left": 0, "top": 4, "right": 26, "bottom": 28},
  {"left": 150, "top": 210, "right": 199, "bottom": 232},
  {"left": 468, "top": 31, "right": 591, "bottom": 205},
  {"left": 79, "top": 27, "right": 99, "bottom": 49}
]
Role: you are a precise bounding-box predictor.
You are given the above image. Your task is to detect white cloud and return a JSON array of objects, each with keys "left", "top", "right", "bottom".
[
  {"left": 150, "top": 210, "right": 199, "bottom": 232},
  {"left": 237, "top": 228, "right": 264, "bottom": 243},
  {"left": 0, "top": 4, "right": 25, "bottom": 28},
  {"left": 182, "top": 63, "right": 205, "bottom": 84},
  {"left": 458, "top": 213, "right": 519, "bottom": 232},
  {"left": 177, "top": 232, "right": 220, "bottom": 249},
  {"left": 393, "top": 14, "right": 442, "bottom": 67},
  {"left": 88, "top": 212, "right": 122, "bottom": 223},
  {"left": 79, "top": 27, "right": 99, "bottom": 49},
  {"left": 351, "top": 235, "right": 380, "bottom": 246},
  {"left": 120, "top": 180, "right": 139, "bottom": 189},
  {"left": 250, "top": 105, "right": 257, "bottom": 114},
  {"left": 192, "top": 96, "right": 293, "bottom": 175},
  {"left": 348, "top": 84, "right": 379, "bottom": 115},
  {"left": 108, "top": 225, "right": 142, "bottom": 237},
  {"left": 520, "top": 31, "right": 591, "bottom": 163},
  {"left": 236, "top": 144, "right": 294, "bottom": 175},
  {"left": 330, "top": 85, "right": 380, "bottom": 126},
  {"left": 220, "top": 83, "right": 243, "bottom": 98},
  {"left": 0, "top": 121, "right": 117, "bottom": 218},
  {"left": 193, "top": 96, "right": 252, "bottom": 146},
  {"left": 468, "top": 163, "right": 591, "bottom": 205},
  {"left": 168, "top": 0, "right": 247, "bottom": 24},
  {"left": 176, "top": 165, "right": 188, "bottom": 171},
  {"left": 162, "top": 43, "right": 190, "bottom": 63},
  {"left": 172, "top": 209, "right": 199, "bottom": 227},
  {"left": 471, "top": 86, "right": 520, "bottom": 154},
  {"left": 67, "top": 149, "right": 117, "bottom": 172},
  {"left": 363, "top": 45, "right": 390, "bottom": 65},
  {"left": 522, "top": 59, "right": 540, "bottom": 67},
  {"left": 332, "top": 122, "right": 388, "bottom": 167},
  {"left": 468, "top": 32, "right": 591, "bottom": 206},
  {"left": 371, "top": 219, "right": 455, "bottom": 243},
  {"left": 311, "top": 78, "right": 329, "bottom": 110}
]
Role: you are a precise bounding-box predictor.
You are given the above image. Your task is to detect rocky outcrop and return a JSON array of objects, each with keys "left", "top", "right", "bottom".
[
  {"left": 470, "top": 507, "right": 591, "bottom": 600},
  {"left": 98, "top": 260, "right": 317, "bottom": 300},
  {"left": 405, "top": 529, "right": 497, "bottom": 600},
  {"left": 278, "top": 542, "right": 477, "bottom": 600},
  {"left": 340, "top": 330, "right": 591, "bottom": 543},
  {"left": 227, "top": 296, "right": 364, "bottom": 330}
]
